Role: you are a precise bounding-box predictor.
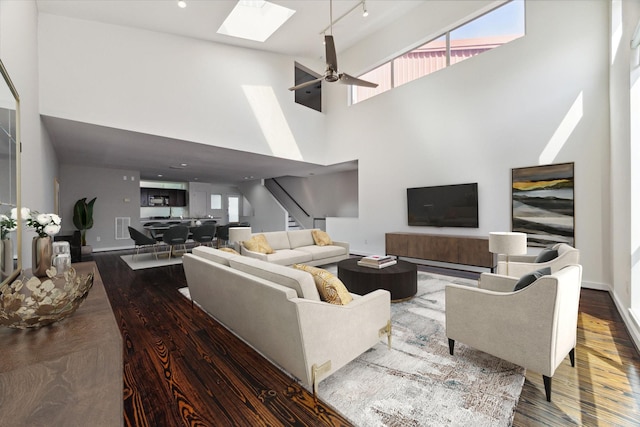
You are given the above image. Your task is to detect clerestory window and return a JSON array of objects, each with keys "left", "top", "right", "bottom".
[{"left": 351, "top": 0, "right": 525, "bottom": 105}]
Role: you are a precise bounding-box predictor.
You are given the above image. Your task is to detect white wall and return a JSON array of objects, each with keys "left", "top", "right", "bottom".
[
  {"left": 37, "top": 14, "right": 327, "bottom": 165},
  {"left": 238, "top": 180, "right": 288, "bottom": 233},
  {"left": 326, "top": 1, "right": 609, "bottom": 290},
  {"left": 275, "top": 170, "right": 359, "bottom": 218},
  {"left": 0, "top": 0, "right": 59, "bottom": 268},
  {"left": 609, "top": 0, "right": 640, "bottom": 350},
  {"left": 59, "top": 165, "right": 140, "bottom": 251}
]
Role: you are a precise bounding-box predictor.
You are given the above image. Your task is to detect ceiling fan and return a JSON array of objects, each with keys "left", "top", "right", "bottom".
[{"left": 288, "top": 0, "right": 378, "bottom": 92}]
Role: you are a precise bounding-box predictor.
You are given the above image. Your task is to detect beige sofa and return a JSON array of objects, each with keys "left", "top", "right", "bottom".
[
  {"left": 240, "top": 229, "right": 349, "bottom": 266},
  {"left": 182, "top": 246, "right": 391, "bottom": 393}
]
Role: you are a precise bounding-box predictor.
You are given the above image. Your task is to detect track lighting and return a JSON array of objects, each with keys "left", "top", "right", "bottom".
[
  {"left": 177, "top": 0, "right": 187, "bottom": 8},
  {"left": 362, "top": 1, "right": 368, "bottom": 17}
]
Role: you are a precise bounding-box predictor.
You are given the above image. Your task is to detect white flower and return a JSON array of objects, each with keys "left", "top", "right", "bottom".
[
  {"left": 50, "top": 214, "right": 62, "bottom": 225},
  {"left": 36, "top": 213, "right": 51, "bottom": 226},
  {"left": 26, "top": 210, "right": 62, "bottom": 237},
  {"left": 44, "top": 224, "right": 61, "bottom": 236},
  {"left": 11, "top": 207, "right": 30, "bottom": 220}
]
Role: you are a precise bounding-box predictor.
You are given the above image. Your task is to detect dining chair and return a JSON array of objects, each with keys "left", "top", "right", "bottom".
[
  {"left": 161, "top": 225, "right": 189, "bottom": 257},
  {"left": 128, "top": 226, "right": 159, "bottom": 260},
  {"left": 192, "top": 224, "right": 216, "bottom": 247}
]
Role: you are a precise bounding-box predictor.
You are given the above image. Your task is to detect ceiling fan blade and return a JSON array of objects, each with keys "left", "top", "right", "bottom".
[
  {"left": 289, "top": 76, "right": 324, "bottom": 91},
  {"left": 325, "top": 35, "right": 338, "bottom": 71},
  {"left": 339, "top": 73, "right": 379, "bottom": 88}
]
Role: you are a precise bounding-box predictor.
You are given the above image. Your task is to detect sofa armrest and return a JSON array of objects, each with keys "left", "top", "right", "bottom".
[
  {"left": 240, "top": 246, "right": 269, "bottom": 261},
  {"left": 478, "top": 273, "right": 519, "bottom": 292},
  {"left": 293, "top": 289, "right": 391, "bottom": 383},
  {"left": 331, "top": 240, "right": 349, "bottom": 253},
  {"left": 498, "top": 254, "right": 537, "bottom": 263}
]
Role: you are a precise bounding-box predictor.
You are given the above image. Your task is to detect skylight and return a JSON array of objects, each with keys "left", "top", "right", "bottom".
[{"left": 217, "top": 1, "right": 295, "bottom": 43}]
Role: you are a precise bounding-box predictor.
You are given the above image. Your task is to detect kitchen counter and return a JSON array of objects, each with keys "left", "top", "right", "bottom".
[{"left": 140, "top": 217, "right": 221, "bottom": 225}]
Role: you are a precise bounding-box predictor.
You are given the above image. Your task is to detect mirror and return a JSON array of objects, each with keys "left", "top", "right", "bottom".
[{"left": 0, "top": 59, "right": 21, "bottom": 286}]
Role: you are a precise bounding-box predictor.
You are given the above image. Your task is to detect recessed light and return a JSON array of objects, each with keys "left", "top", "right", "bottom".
[
  {"left": 181, "top": 163, "right": 188, "bottom": 167},
  {"left": 177, "top": 0, "right": 187, "bottom": 8},
  {"left": 157, "top": 174, "right": 163, "bottom": 177}
]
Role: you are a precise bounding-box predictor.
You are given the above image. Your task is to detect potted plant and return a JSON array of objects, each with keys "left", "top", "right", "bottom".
[{"left": 73, "top": 197, "right": 97, "bottom": 255}]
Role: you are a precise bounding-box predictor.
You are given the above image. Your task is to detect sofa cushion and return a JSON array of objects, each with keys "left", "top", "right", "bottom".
[
  {"left": 192, "top": 246, "right": 238, "bottom": 266},
  {"left": 264, "top": 249, "right": 313, "bottom": 266},
  {"left": 513, "top": 267, "right": 551, "bottom": 291},
  {"left": 229, "top": 256, "right": 321, "bottom": 301},
  {"left": 287, "top": 230, "right": 315, "bottom": 249},
  {"left": 535, "top": 248, "right": 558, "bottom": 263},
  {"left": 296, "top": 244, "right": 347, "bottom": 261},
  {"left": 311, "top": 229, "right": 332, "bottom": 246},
  {"left": 262, "top": 232, "right": 291, "bottom": 250},
  {"left": 293, "top": 264, "right": 353, "bottom": 305},
  {"left": 244, "top": 234, "right": 274, "bottom": 254}
]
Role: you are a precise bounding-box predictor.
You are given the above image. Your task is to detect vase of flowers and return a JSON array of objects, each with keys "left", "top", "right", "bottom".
[
  {"left": 26, "top": 210, "right": 62, "bottom": 277},
  {"left": 0, "top": 209, "right": 19, "bottom": 279}
]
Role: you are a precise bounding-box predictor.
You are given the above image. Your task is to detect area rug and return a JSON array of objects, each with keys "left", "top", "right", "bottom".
[
  {"left": 120, "top": 253, "right": 183, "bottom": 270},
  {"left": 317, "top": 272, "right": 525, "bottom": 426},
  {"left": 178, "top": 271, "right": 525, "bottom": 426}
]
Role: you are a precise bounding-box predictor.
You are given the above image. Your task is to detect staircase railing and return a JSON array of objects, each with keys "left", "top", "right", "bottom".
[{"left": 270, "top": 178, "right": 310, "bottom": 218}]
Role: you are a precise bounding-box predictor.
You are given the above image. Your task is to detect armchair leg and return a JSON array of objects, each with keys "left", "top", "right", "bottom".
[
  {"left": 448, "top": 338, "right": 455, "bottom": 355},
  {"left": 569, "top": 348, "right": 575, "bottom": 367},
  {"left": 543, "top": 375, "right": 552, "bottom": 402}
]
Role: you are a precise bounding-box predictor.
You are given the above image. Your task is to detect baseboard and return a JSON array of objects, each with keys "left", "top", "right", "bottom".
[
  {"left": 93, "top": 245, "right": 135, "bottom": 252},
  {"left": 581, "top": 280, "right": 609, "bottom": 291},
  {"left": 609, "top": 288, "right": 640, "bottom": 354}
]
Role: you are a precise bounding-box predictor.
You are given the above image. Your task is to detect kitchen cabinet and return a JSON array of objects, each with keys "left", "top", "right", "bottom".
[{"left": 140, "top": 188, "right": 187, "bottom": 207}]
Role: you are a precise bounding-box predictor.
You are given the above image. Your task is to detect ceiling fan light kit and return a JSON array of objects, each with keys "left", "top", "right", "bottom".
[{"left": 289, "top": 0, "right": 378, "bottom": 92}]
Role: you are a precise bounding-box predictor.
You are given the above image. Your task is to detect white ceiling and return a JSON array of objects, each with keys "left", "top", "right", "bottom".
[{"left": 36, "top": 0, "right": 426, "bottom": 183}]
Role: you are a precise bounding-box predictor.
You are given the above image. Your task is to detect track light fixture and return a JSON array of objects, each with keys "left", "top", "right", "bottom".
[
  {"left": 362, "top": 1, "right": 368, "bottom": 17},
  {"left": 177, "top": 0, "right": 187, "bottom": 8}
]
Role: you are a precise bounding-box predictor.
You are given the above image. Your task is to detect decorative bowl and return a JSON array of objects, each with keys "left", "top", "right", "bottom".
[{"left": 0, "top": 267, "right": 94, "bottom": 329}]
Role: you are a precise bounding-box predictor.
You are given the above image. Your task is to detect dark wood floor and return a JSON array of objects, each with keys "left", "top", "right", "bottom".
[{"left": 93, "top": 250, "right": 640, "bottom": 426}]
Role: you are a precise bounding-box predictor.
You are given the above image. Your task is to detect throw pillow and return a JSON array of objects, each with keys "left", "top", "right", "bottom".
[
  {"left": 513, "top": 267, "right": 551, "bottom": 291},
  {"left": 534, "top": 248, "right": 558, "bottom": 263},
  {"left": 292, "top": 264, "right": 353, "bottom": 305},
  {"left": 218, "top": 247, "right": 240, "bottom": 255},
  {"left": 243, "top": 234, "right": 274, "bottom": 254},
  {"left": 311, "top": 229, "right": 333, "bottom": 246}
]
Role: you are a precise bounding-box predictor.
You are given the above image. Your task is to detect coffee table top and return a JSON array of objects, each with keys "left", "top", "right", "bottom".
[{"left": 337, "top": 257, "right": 417, "bottom": 274}]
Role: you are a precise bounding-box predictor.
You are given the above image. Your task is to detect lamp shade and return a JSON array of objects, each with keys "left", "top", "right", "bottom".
[
  {"left": 229, "top": 227, "right": 252, "bottom": 243},
  {"left": 489, "top": 232, "right": 527, "bottom": 255}
]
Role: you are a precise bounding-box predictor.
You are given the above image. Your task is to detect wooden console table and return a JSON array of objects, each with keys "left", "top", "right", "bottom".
[
  {"left": 385, "top": 232, "right": 495, "bottom": 269},
  {"left": 0, "top": 262, "right": 123, "bottom": 426}
]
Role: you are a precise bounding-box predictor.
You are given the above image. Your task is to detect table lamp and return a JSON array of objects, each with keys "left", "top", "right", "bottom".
[
  {"left": 489, "top": 232, "right": 527, "bottom": 276},
  {"left": 228, "top": 227, "right": 252, "bottom": 252}
]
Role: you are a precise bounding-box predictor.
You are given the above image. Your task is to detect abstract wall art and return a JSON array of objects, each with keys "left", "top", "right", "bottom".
[{"left": 512, "top": 162, "right": 574, "bottom": 247}]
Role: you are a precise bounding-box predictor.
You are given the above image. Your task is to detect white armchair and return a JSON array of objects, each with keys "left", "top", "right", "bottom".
[
  {"left": 495, "top": 243, "right": 579, "bottom": 277},
  {"left": 445, "top": 264, "right": 582, "bottom": 402}
]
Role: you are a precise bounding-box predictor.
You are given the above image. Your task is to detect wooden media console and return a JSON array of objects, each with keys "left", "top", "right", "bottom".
[{"left": 385, "top": 232, "right": 495, "bottom": 269}]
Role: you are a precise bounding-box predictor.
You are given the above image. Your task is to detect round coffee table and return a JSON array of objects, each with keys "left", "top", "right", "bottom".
[{"left": 337, "top": 258, "right": 417, "bottom": 302}]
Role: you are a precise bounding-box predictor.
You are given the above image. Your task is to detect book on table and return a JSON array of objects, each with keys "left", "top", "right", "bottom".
[
  {"left": 357, "top": 259, "right": 397, "bottom": 269},
  {"left": 358, "top": 255, "right": 397, "bottom": 269}
]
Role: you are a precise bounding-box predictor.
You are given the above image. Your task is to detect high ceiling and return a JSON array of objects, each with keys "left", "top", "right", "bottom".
[{"left": 36, "top": 0, "right": 426, "bottom": 183}]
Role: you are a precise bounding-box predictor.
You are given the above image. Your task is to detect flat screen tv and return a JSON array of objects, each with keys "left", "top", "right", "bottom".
[{"left": 407, "top": 183, "right": 479, "bottom": 228}]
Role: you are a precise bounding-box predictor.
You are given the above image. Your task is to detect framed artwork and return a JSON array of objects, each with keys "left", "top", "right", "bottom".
[{"left": 512, "top": 162, "right": 574, "bottom": 247}]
